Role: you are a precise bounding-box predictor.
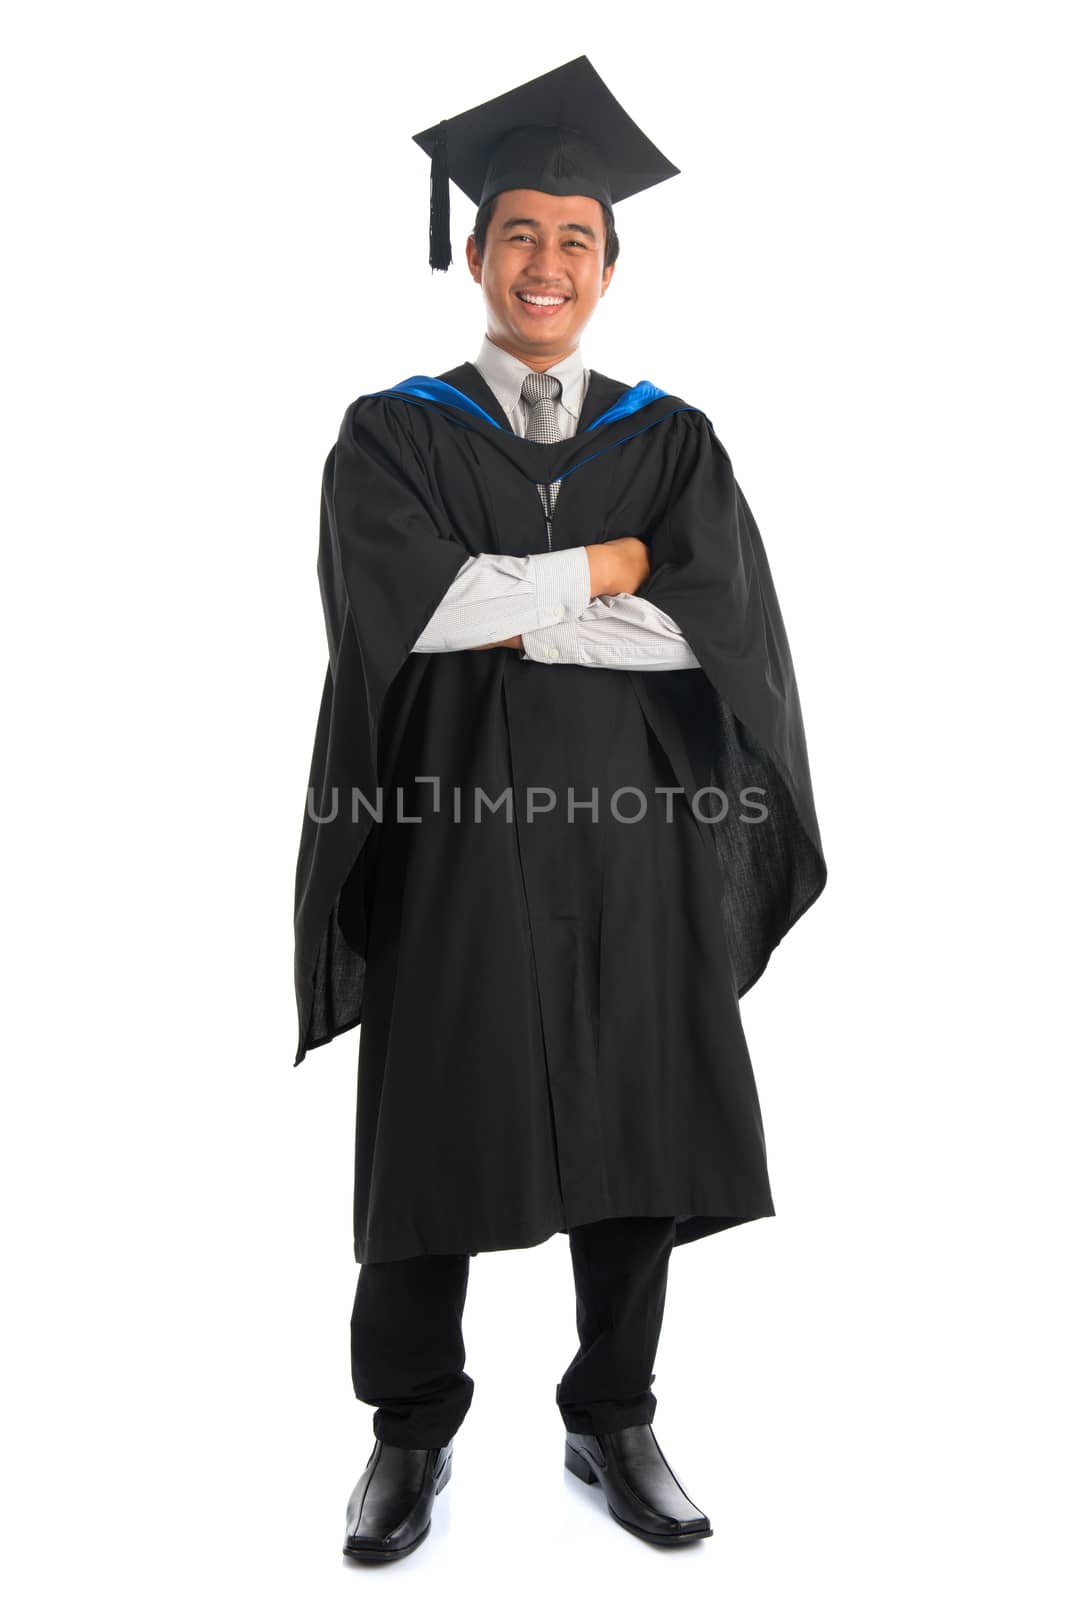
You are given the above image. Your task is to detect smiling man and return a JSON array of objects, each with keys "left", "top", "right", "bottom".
[
  {"left": 292, "top": 55, "right": 827, "bottom": 1563},
  {"left": 485, "top": 193, "right": 608, "bottom": 334},
  {"left": 411, "top": 181, "right": 705, "bottom": 670}
]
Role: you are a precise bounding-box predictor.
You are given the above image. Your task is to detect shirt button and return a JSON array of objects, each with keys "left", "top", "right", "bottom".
[
  {"left": 548, "top": 647, "right": 560, "bottom": 661},
  {"left": 552, "top": 605, "right": 564, "bottom": 619}
]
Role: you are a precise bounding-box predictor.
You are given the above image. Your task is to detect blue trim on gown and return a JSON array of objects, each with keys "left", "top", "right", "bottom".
[
  {"left": 359, "top": 376, "right": 702, "bottom": 480},
  {"left": 363, "top": 375, "right": 674, "bottom": 433}
]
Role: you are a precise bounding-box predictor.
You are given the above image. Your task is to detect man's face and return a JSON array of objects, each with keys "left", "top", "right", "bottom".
[{"left": 466, "top": 188, "right": 615, "bottom": 368}]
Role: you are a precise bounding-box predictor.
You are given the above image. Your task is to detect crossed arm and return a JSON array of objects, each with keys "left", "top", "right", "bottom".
[{"left": 411, "top": 539, "right": 701, "bottom": 671}]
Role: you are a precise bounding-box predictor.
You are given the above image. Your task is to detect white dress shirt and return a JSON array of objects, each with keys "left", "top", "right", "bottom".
[{"left": 410, "top": 335, "right": 701, "bottom": 670}]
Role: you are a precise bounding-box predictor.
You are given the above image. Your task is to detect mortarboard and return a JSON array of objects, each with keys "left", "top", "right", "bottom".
[{"left": 411, "top": 55, "right": 680, "bottom": 272}]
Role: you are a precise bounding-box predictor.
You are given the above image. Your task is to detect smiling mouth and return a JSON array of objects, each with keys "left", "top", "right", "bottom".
[{"left": 515, "top": 291, "right": 570, "bottom": 316}]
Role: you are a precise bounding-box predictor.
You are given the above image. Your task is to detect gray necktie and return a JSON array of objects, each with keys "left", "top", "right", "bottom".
[{"left": 521, "top": 371, "right": 563, "bottom": 545}]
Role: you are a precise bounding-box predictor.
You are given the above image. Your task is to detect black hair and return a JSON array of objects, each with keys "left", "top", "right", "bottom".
[{"left": 471, "top": 192, "right": 620, "bottom": 271}]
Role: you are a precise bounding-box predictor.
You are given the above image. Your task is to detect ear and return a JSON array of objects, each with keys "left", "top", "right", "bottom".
[
  {"left": 465, "top": 233, "right": 483, "bottom": 285},
  {"left": 600, "top": 261, "right": 615, "bottom": 296}
]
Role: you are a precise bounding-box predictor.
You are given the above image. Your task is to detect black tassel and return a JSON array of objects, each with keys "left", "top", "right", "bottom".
[{"left": 429, "top": 126, "right": 452, "bottom": 272}]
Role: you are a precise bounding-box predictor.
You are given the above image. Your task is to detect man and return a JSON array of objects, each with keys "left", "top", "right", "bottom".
[{"left": 292, "top": 56, "right": 827, "bottom": 1562}]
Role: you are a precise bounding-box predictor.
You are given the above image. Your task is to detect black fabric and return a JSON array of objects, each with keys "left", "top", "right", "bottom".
[
  {"left": 293, "top": 360, "right": 827, "bottom": 1264},
  {"left": 351, "top": 1251, "right": 474, "bottom": 1448},
  {"left": 555, "top": 1215, "right": 676, "bottom": 1435},
  {"left": 350, "top": 1215, "right": 677, "bottom": 1446}
]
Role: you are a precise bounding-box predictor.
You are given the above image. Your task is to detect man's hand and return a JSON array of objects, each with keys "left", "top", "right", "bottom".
[
  {"left": 468, "top": 634, "right": 523, "bottom": 650},
  {"left": 584, "top": 536, "right": 650, "bottom": 598}
]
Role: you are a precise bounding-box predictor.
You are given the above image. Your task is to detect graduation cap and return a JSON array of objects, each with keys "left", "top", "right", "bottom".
[{"left": 411, "top": 55, "right": 680, "bottom": 272}]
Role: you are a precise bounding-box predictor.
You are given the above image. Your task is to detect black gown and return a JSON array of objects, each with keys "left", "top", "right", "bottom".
[{"left": 293, "top": 361, "right": 827, "bottom": 1264}]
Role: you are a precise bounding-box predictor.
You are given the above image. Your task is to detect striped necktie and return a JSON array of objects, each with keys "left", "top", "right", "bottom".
[{"left": 521, "top": 370, "right": 563, "bottom": 547}]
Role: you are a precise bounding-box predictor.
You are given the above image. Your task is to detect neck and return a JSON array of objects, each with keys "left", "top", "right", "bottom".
[{"left": 486, "top": 332, "right": 578, "bottom": 371}]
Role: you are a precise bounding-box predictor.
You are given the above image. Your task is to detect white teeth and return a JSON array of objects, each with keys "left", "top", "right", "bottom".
[{"left": 518, "top": 293, "right": 566, "bottom": 306}]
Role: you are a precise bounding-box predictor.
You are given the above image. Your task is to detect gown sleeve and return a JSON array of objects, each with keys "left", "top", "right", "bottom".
[
  {"left": 629, "top": 408, "right": 827, "bottom": 992},
  {"left": 293, "top": 397, "right": 471, "bottom": 1064},
  {"left": 318, "top": 398, "right": 473, "bottom": 706}
]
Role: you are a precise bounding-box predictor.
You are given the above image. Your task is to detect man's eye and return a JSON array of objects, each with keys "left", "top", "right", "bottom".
[{"left": 508, "top": 234, "right": 586, "bottom": 247}]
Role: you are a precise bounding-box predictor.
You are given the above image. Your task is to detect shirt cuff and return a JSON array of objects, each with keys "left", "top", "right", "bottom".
[
  {"left": 519, "top": 616, "right": 585, "bottom": 665},
  {"left": 530, "top": 545, "right": 591, "bottom": 628}
]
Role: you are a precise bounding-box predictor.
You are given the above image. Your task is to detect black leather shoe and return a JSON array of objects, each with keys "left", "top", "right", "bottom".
[
  {"left": 342, "top": 1437, "right": 454, "bottom": 1562},
  {"left": 564, "top": 1422, "right": 712, "bottom": 1545}
]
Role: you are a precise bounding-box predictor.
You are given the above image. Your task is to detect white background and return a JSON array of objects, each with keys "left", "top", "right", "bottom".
[{"left": 3, "top": 2, "right": 1065, "bottom": 1593}]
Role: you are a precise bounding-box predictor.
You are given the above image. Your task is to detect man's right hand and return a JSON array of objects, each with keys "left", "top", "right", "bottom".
[{"left": 584, "top": 536, "right": 651, "bottom": 598}]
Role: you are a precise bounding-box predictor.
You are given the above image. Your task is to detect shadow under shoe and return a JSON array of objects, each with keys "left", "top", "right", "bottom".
[
  {"left": 342, "top": 1437, "right": 454, "bottom": 1562},
  {"left": 564, "top": 1422, "right": 712, "bottom": 1546}
]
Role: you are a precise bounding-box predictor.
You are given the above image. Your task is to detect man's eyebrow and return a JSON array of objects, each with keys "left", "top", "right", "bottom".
[{"left": 497, "top": 216, "right": 597, "bottom": 241}]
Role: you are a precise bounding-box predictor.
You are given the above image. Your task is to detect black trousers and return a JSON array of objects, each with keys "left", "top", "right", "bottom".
[{"left": 351, "top": 1216, "right": 677, "bottom": 1447}]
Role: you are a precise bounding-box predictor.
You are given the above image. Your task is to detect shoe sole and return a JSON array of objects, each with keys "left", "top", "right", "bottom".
[
  {"left": 342, "top": 1449, "right": 453, "bottom": 1562},
  {"left": 564, "top": 1441, "right": 713, "bottom": 1546}
]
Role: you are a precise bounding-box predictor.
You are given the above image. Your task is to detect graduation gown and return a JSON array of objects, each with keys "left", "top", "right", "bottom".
[{"left": 293, "top": 361, "right": 827, "bottom": 1264}]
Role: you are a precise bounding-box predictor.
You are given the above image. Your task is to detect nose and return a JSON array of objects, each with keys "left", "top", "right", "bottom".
[{"left": 527, "top": 238, "right": 573, "bottom": 274}]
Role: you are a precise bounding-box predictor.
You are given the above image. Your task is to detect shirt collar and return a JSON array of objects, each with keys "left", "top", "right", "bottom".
[{"left": 474, "top": 333, "right": 588, "bottom": 425}]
